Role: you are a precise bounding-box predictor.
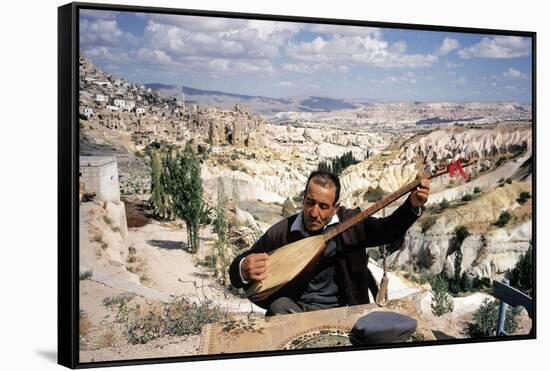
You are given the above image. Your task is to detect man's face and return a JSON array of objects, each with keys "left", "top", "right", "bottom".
[{"left": 302, "top": 181, "right": 339, "bottom": 233}]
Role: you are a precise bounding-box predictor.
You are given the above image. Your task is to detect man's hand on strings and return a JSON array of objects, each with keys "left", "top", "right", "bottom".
[{"left": 241, "top": 253, "right": 269, "bottom": 281}]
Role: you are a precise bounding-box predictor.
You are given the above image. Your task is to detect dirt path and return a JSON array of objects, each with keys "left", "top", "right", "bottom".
[
  {"left": 128, "top": 220, "right": 263, "bottom": 313},
  {"left": 79, "top": 201, "right": 265, "bottom": 362}
]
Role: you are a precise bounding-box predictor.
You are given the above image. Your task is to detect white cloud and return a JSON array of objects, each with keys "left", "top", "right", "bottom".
[
  {"left": 81, "top": 46, "right": 131, "bottom": 63},
  {"left": 282, "top": 62, "right": 326, "bottom": 73},
  {"left": 458, "top": 36, "right": 531, "bottom": 59},
  {"left": 80, "top": 10, "right": 120, "bottom": 20},
  {"left": 80, "top": 18, "right": 137, "bottom": 47},
  {"left": 381, "top": 72, "right": 417, "bottom": 84},
  {"left": 485, "top": 67, "right": 529, "bottom": 83},
  {"left": 276, "top": 81, "right": 295, "bottom": 87},
  {"left": 137, "top": 16, "right": 301, "bottom": 75},
  {"left": 206, "top": 58, "right": 274, "bottom": 73},
  {"left": 136, "top": 48, "right": 176, "bottom": 65},
  {"left": 144, "top": 22, "right": 251, "bottom": 58},
  {"left": 391, "top": 41, "right": 407, "bottom": 53},
  {"left": 145, "top": 14, "right": 247, "bottom": 32},
  {"left": 502, "top": 67, "right": 528, "bottom": 80},
  {"left": 80, "top": 13, "right": 300, "bottom": 78},
  {"left": 436, "top": 38, "right": 460, "bottom": 56},
  {"left": 282, "top": 62, "right": 351, "bottom": 74},
  {"left": 246, "top": 20, "right": 303, "bottom": 44},
  {"left": 286, "top": 34, "right": 437, "bottom": 68},
  {"left": 308, "top": 24, "right": 380, "bottom": 37},
  {"left": 505, "top": 85, "right": 518, "bottom": 91}
]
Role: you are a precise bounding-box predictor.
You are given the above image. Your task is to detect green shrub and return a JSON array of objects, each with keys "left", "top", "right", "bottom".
[
  {"left": 439, "top": 198, "right": 450, "bottom": 211},
  {"left": 454, "top": 226, "right": 470, "bottom": 244},
  {"left": 420, "top": 218, "right": 436, "bottom": 233},
  {"left": 495, "top": 211, "right": 512, "bottom": 227},
  {"left": 460, "top": 272, "right": 473, "bottom": 292},
  {"left": 431, "top": 274, "right": 454, "bottom": 316},
  {"left": 318, "top": 151, "right": 359, "bottom": 175},
  {"left": 407, "top": 263, "right": 433, "bottom": 285},
  {"left": 509, "top": 244, "right": 533, "bottom": 296},
  {"left": 167, "top": 299, "right": 228, "bottom": 337},
  {"left": 473, "top": 187, "right": 481, "bottom": 194},
  {"left": 103, "top": 292, "right": 136, "bottom": 307},
  {"left": 79, "top": 270, "right": 93, "bottom": 281},
  {"left": 473, "top": 276, "right": 492, "bottom": 290},
  {"left": 470, "top": 298, "right": 521, "bottom": 337},
  {"left": 517, "top": 191, "right": 531, "bottom": 204},
  {"left": 461, "top": 194, "right": 473, "bottom": 202}
]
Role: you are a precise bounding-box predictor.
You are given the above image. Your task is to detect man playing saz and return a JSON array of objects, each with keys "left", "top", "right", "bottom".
[{"left": 229, "top": 170, "right": 430, "bottom": 316}]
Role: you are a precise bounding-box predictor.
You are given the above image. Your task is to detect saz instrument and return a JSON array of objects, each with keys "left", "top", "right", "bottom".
[{"left": 246, "top": 160, "right": 474, "bottom": 307}]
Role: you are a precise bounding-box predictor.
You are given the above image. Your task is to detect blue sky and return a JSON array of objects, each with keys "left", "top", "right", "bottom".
[{"left": 80, "top": 9, "right": 533, "bottom": 103}]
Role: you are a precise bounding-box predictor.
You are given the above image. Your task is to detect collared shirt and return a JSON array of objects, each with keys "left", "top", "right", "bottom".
[{"left": 290, "top": 210, "right": 340, "bottom": 237}]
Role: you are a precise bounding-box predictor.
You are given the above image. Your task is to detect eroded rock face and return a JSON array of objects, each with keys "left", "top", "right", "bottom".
[
  {"left": 188, "top": 104, "right": 267, "bottom": 148},
  {"left": 282, "top": 197, "right": 299, "bottom": 218},
  {"left": 203, "top": 166, "right": 308, "bottom": 204},
  {"left": 208, "top": 118, "right": 225, "bottom": 144},
  {"left": 338, "top": 162, "right": 418, "bottom": 208},
  {"left": 389, "top": 219, "right": 531, "bottom": 281},
  {"left": 402, "top": 125, "right": 532, "bottom": 164},
  {"left": 232, "top": 119, "right": 246, "bottom": 146}
]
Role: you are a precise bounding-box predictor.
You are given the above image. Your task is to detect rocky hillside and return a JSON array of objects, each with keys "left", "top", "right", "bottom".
[
  {"left": 402, "top": 123, "right": 531, "bottom": 164},
  {"left": 330, "top": 124, "right": 533, "bottom": 283}
]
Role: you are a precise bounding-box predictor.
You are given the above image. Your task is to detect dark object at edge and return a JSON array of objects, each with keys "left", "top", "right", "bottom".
[{"left": 349, "top": 311, "right": 418, "bottom": 345}]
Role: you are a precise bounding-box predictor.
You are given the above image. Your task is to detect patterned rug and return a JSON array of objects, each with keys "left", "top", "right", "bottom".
[{"left": 199, "top": 298, "right": 435, "bottom": 355}]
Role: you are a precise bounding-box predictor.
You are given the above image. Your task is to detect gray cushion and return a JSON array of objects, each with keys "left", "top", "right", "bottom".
[{"left": 349, "top": 311, "right": 417, "bottom": 345}]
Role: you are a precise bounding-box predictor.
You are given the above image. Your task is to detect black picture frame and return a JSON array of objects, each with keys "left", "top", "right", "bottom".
[{"left": 58, "top": 2, "right": 536, "bottom": 368}]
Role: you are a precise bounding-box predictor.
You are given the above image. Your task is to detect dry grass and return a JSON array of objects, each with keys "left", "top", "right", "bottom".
[
  {"left": 97, "top": 329, "right": 118, "bottom": 348},
  {"left": 79, "top": 309, "right": 92, "bottom": 337},
  {"left": 113, "top": 296, "right": 230, "bottom": 344}
]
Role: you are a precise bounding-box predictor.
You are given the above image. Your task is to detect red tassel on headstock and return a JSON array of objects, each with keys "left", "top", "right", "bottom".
[{"left": 448, "top": 159, "right": 469, "bottom": 181}]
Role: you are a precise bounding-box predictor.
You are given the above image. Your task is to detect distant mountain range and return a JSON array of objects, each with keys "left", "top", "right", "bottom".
[
  {"left": 144, "top": 83, "right": 532, "bottom": 125},
  {"left": 145, "top": 83, "right": 360, "bottom": 115}
]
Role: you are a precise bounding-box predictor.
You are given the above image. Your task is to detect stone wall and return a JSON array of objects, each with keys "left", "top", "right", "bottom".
[{"left": 79, "top": 156, "right": 121, "bottom": 202}]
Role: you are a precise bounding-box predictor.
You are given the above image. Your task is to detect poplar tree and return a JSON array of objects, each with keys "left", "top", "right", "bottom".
[
  {"left": 149, "top": 149, "right": 166, "bottom": 218},
  {"left": 162, "top": 144, "right": 206, "bottom": 253}
]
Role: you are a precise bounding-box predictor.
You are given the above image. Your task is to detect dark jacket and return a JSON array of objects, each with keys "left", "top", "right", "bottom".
[{"left": 229, "top": 196, "right": 421, "bottom": 309}]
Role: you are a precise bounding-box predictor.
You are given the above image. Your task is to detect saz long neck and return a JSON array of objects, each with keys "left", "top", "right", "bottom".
[{"left": 323, "top": 166, "right": 453, "bottom": 242}]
